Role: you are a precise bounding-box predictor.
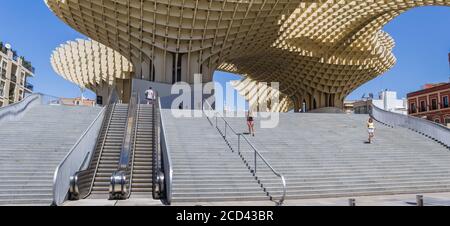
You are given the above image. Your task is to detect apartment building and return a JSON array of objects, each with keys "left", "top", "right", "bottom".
[
  {"left": 408, "top": 83, "right": 450, "bottom": 127},
  {"left": 0, "top": 42, "right": 34, "bottom": 107}
]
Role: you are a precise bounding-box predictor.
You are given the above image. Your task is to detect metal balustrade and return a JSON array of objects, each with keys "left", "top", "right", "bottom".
[
  {"left": 203, "top": 100, "right": 287, "bottom": 205},
  {"left": 0, "top": 93, "right": 41, "bottom": 124},
  {"left": 371, "top": 104, "right": 450, "bottom": 147}
]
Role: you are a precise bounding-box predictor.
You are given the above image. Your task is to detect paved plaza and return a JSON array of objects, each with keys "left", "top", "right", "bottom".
[{"left": 62, "top": 192, "right": 450, "bottom": 207}]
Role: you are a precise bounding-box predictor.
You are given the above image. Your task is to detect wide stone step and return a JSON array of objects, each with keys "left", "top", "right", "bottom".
[
  {"left": 0, "top": 189, "right": 52, "bottom": 195},
  {"left": 0, "top": 199, "right": 52, "bottom": 206},
  {"left": 253, "top": 169, "right": 450, "bottom": 179},
  {"left": 271, "top": 185, "right": 450, "bottom": 197},
  {"left": 266, "top": 179, "right": 450, "bottom": 190},
  {"left": 172, "top": 194, "right": 269, "bottom": 202},
  {"left": 0, "top": 194, "right": 53, "bottom": 201}
]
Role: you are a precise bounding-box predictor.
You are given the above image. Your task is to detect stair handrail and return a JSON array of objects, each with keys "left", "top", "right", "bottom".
[
  {"left": 371, "top": 104, "right": 450, "bottom": 147},
  {"left": 202, "top": 100, "right": 287, "bottom": 206},
  {"left": 158, "top": 97, "right": 173, "bottom": 204}
]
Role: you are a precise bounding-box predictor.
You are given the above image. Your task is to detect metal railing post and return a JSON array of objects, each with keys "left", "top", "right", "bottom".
[
  {"left": 254, "top": 151, "right": 257, "bottom": 175},
  {"left": 416, "top": 195, "right": 424, "bottom": 206},
  {"left": 238, "top": 134, "right": 241, "bottom": 154},
  {"left": 224, "top": 121, "right": 227, "bottom": 139},
  {"left": 202, "top": 99, "right": 287, "bottom": 205}
]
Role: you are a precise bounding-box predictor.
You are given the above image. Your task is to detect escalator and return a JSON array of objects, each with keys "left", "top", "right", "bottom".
[
  {"left": 90, "top": 104, "right": 128, "bottom": 197},
  {"left": 68, "top": 93, "right": 163, "bottom": 202},
  {"left": 69, "top": 103, "right": 128, "bottom": 199},
  {"left": 127, "top": 104, "right": 155, "bottom": 198}
]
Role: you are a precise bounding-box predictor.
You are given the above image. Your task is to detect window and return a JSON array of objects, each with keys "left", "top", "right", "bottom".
[
  {"left": 20, "top": 71, "right": 25, "bottom": 85},
  {"left": 8, "top": 83, "right": 15, "bottom": 101},
  {"left": 410, "top": 103, "right": 416, "bottom": 114},
  {"left": 11, "top": 65, "right": 17, "bottom": 83},
  {"left": 0, "top": 80, "right": 5, "bottom": 97},
  {"left": 0, "top": 60, "right": 7, "bottom": 80},
  {"left": 443, "top": 96, "right": 449, "bottom": 108},
  {"left": 431, "top": 99, "right": 438, "bottom": 110},
  {"left": 420, "top": 101, "right": 427, "bottom": 112}
]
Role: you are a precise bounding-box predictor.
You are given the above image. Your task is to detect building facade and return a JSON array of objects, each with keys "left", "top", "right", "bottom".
[
  {"left": 60, "top": 97, "right": 96, "bottom": 107},
  {"left": 407, "top": 83, "right": 450, "bottom": 127},
  {"left": 343, "top": 100, "right": 356, "bottom": 114},
  {"left": 0, "top": 42, "right": 34, "bottom": 108},
  {"left": 354, "top": 91, "right": 407, "bottom": 115},
  {"left": 45, "top": 0, "right": 450, "bottom": 112}
]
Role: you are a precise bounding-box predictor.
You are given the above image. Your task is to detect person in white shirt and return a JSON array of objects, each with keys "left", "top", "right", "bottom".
[{"left": 144, "top": 87, "right": 155, "bottom": 104}]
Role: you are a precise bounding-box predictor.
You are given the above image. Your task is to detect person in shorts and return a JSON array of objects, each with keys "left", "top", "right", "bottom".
[
  {"left": 144, "top": 87, "right": 155, "bottom": 104},
  {"left": 247, "top": 111, "right": 255, "bottom": 137},
  {"left": 367, "top": 117, "right": 375, "bottom": 144}
]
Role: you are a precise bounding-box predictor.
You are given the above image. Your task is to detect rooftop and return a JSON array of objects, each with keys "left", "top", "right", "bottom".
[
  {"left": 407, "top": 82, "right": 450, "bottom": 97},
  {"left": 0, "top": 41, "right": 35, "bottom": 74}
]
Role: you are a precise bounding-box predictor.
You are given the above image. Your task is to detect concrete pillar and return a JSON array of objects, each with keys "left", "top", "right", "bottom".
[
  {"left": 93, "top": 82, "right": 111, "bottom": 106},
  {"left": 141, "top": 60, "right": 150, "bottom": 81},
  {"left": 181, "top": 53, "right": 189, "bottom": 83},
  {"left": 152, "top": 48, "right": 171, "bottom": 84},
  {"left": 305, "top": 94, "right": 311, "bottom": 112},
  {"left": 293, "top": 96, "right": 300, "bottom": 112},
  {"left": 132, "top": 59, "right": 143, "bottom": 80},
  {"left": 320, "top": 92, "right": 326, "bottom": 108}
]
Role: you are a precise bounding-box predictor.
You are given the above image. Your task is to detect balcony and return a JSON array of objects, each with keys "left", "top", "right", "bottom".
[
  {"left": 21, "top": 58, "right": 35, "bottom": 74},
  {"left": 0, "top": 42, "right": 35, "bottom": 74},
  {"left": 25, "top": 82, "right": 34, "bottom": 91}
]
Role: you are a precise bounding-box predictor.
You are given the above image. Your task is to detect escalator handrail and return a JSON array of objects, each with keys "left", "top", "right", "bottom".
[
  {"left": 84, "top": 103, "right": 117, "bottom": 198},
  {"left": 117, "top": 92, "right": 138, "bottom": 170},
  {"left": 127, "top": 96, "right": 141, "bottom": 198},
  {"left": 152, "top": 92, "right": 161, "bottom": 199},
  {"left": 158, "top": 97, "right": 173, "bottom": 204},
  {"left": 109, "top": 92, "right": 139, "bottom": 199}
]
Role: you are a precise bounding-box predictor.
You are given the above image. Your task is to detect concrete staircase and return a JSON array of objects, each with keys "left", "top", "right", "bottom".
[
  {"left": 162, "top": 110, "right": 267, "bottom": 203},
  {"left": 222, "top": 113, "right": 450, "bottom": 200},
  {"left": 0, "top": 105, "right": 101, "bottom": 206}
]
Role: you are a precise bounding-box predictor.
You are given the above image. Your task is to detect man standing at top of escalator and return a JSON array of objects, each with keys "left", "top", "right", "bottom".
[{"left": 145, "top": 87, "right": 155, "bottom": 105}]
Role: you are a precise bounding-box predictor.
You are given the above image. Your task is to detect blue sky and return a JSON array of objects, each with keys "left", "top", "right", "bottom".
[
  {"left": 0, "top": 1, "right": 449, "bottom": 101},
  {"left": 348, "top": 6, "right": 450, "bottom": 100}
]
